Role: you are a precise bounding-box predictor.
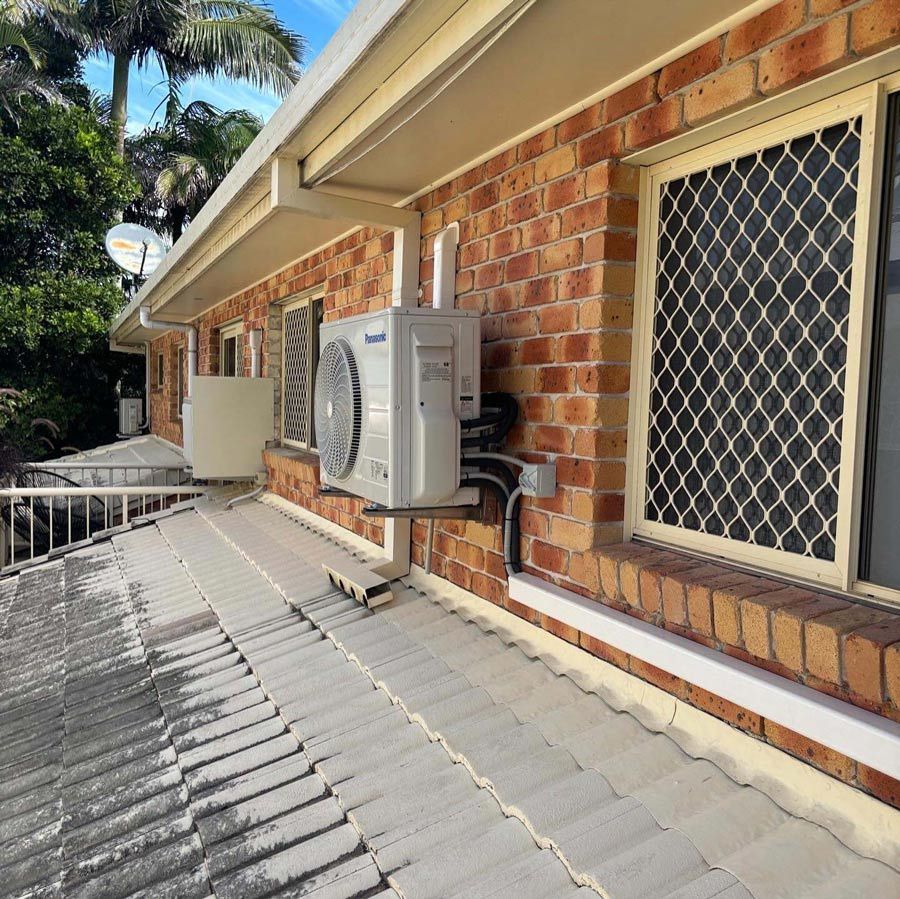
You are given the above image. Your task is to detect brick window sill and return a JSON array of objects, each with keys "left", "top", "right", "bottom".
[{"left": 595, "top": 542, "right": 900, "bottom": 722}]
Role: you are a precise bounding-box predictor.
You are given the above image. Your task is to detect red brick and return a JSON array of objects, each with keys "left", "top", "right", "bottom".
[
  {"left": 557, "top": 105, "right": 602, "bottom": 143},
  {"left": 499, "top": 164, "right": 535, "bottom": 201},
  {"left": 843, "top": 618, "right": 900, "bottom": 704},
  {"left": 556, "top": 333, "right": 599, "bottom": 363},
  {"left": 520, "top": 337, "right": 555, "bottom": 365},
  {"left": 581, "top": 632, "right": 630, "bottom": 670},
  {"left": 554, "top": 396, "right": 599, "bottom": 426},
  {"left": 539, "top": 303, "right": 578, "bottom": 334},
  {"left": 584, "top": 231, "right": 637, "bottom": 265},
  {"left": 520, "top": 275, "right": 557, "bottom": 306},
  {"left": 540, "top": 239, "right": 583, "bottom": 272},
  {"left": 625, "top": 95, "right": 685, "bottom": 151},
  {"left": 661, "top": 565, "right": 728, "bottom": 627},
  {"left": 806, "top": 605, "right": 893, "bottom": 685},
  {"left": 543, "top": 175, "right": 586, "bottom": 213},
  {"left": 857, "top": 764, "right": 900, "bottom": 808},
  {"left": 541, "top": 613, "right": 579, "bottom": 645},
  {"left": 518, "top": 127, "right": 556, "bottom": 162},
  {"left": 501, "top": 310, "right": 537, "bottom": 338},
  {"left": 576, "top": 364, "right": 630, "bottom": 394},
  {"left": 471, "top": 573, "right": 505, "bottom": 606},
  {"left": 469, "top": 181, "right": 500, "bottom": 213},
  {"left": 474, "top": 261, "right": 503, "bottom": 289},
  {"left": 851, "top": 0, "right": 900, "bottom": 55},
  {"left": 764, "top": 720, "right": 856, "bottom": 781},
  {"left": 741, "top": 588, "right": 813, "bottom": 660},
  {"left": 758, "top": 17, "right": 850, "bottom": 96},
  {"left": 772, "top": 595, "right": 850, "bottom": 674},
  {"left": 521, "top": 214, "right": 561, "bottom": 248},
  {"left": 684, "top": 683, "right": 764, "bottom": 735},
  {"left": 724, "top": 0, "right": 806, "bottom": 62},
  {"left": 507, "top": 190, "right": 543, "bottom": 224},
  {"left": 532, "top": 425, "right": 572, "bottom": 454},
  {"left": 887, "top": 642, "right": 900, "bottom": 707},
  {"left": 605, "top": 75, "right": 658, "bottom": 122},
  {"left": 534, "top": 145, "right": 577, "bottom": 184},
  {"left": 576, "top": 125, "right": 624, "bottom": 167},
  {"left": 684, "top": 62, "right": 758, "bottom": 126},
  {"left": 550, "top": 517, "right": 595, "bottom": 552},
  {"left": 579, "top": 297, "right": 633, "bottom": 329},
  {"left": 537, "top": 366, "right": 576, "bottom": 393},
  {"left": 531, "top": 540, "right": 569, "bottom": 574},
  {"left": 712, "top": 579, "right": 781, "bottom": 646},
  {"left": 629, "top": 657, "right": 688, "bottom": 698},
  {"left": 810, "top": 0, "right": 854, "bottom": 14},
  {"left": 505, "top": 251, "right": 539, "bottom": 282},
  {"left": 658, "top": 38, "right": 723, "bottom": 96},
  {"left": 685, "top": 574, "right": 748, "bottom": 638},
  {"left": 585, "top": 160, "right": 640, "bottom": 197},
  {"left": 488, "top": 227, "right": 521, "bottom": 259}
]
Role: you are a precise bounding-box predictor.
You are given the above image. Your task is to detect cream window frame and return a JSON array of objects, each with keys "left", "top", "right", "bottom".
[
  {"left": 219, "top": 320, "right": 243, "bottom": 377},
  {"left": 280, "top": 290, "right": 324, "bottom": 452},
  {"left": 627, "top": 79, "right": 894, "bottom": 595}
]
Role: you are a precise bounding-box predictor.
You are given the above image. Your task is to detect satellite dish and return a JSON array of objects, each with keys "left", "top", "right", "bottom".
[{"left": 105, "top": 222, "right": 168, "bottom": 277}]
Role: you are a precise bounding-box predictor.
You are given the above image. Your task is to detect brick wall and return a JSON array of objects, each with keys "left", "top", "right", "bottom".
[{"left": 147, "top": 0, "right": 900, "bottom": 805}]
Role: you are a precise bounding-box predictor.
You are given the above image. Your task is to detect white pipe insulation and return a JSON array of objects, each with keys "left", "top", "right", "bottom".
[
  {"left": 139, "top": 306, "right": 197, "bottom": 395},
  {"left": 249, "top": 328, "right": 263, "bottom": 378},
  {"left": 433, "top": 223, "right": 459, "bottom": 310}
]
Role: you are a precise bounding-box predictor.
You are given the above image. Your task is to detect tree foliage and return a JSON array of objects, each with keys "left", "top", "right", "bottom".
[{"left": 0, "top": 98, "right": 141, "bottom": 456}]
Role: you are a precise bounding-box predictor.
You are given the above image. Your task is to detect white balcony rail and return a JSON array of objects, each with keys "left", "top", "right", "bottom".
[
  {"left": 21, "top": 462, "right": 190, "bottom": 488},
  {"left": 0, "top": 484, "right": 206, "bottom": 570}
]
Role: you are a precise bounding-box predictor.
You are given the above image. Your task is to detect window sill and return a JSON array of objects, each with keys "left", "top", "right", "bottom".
[{"left": 594, "top": 542, "right": 900, "bottom": 719}]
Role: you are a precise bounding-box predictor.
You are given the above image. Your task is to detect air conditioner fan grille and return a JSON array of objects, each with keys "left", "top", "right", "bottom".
[{"left": 314, "top": 337, "right": 362, "bottom": 479}]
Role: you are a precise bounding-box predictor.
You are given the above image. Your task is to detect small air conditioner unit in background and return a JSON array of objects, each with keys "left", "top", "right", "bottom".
[
  {"left": 315, "top": 306, "right": 480, "bottom": 510},
  {"left": 118, "top": 398, "right": 143, "bottom": 436}
]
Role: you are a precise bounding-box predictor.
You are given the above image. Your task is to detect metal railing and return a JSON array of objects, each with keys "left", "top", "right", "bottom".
[
  {"left": 0, "top": 484, "right": 206, "bottom": 570},
  {"left": 21, "top": 462, "right": 190, "bottom": 488}
]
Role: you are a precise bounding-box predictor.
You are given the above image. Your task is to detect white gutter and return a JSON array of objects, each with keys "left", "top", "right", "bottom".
[
  {"left": 508, "top": 572, "right": 900, "bottom": 780},
  {"left": 139, "top": 306, "right": 197, "bottom": 396}
]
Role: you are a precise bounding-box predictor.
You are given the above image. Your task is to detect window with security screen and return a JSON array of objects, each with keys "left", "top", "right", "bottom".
[
  {"left": 281, "top": 294, "right": 324, "bottom": 450},
  {"left": 632, "top": 86, "right": 883, "bottom": 590}
]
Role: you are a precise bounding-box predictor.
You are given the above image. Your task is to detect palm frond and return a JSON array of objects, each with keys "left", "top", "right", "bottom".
[
  {"left": 0, "top": 57, "right": 68, "bottom": 120},
  {"left": 166, "top": 0, "right": 305, "bottom": 96}
]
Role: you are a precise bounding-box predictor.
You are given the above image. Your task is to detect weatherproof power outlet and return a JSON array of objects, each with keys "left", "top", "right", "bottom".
[{"left": 519, "top": 463, "right": 556, "bottom": 498}]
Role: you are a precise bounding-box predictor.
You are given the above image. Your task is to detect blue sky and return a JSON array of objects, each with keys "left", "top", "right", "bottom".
[{"left": 82, "top": 0, "right": 356, "bottom": 134}]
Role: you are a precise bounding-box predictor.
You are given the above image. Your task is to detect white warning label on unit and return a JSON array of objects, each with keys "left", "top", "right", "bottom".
[
  {"left": 460, "top": 397, "right": 474, "bottom": 417},
  {"left": 367, "top": 458, "right": 389, "bottom": 481},
  {"left": 461, "top": 375, "right": 473, "bottom": 394},
  {"left": 421, "top": 360, "right": 451, "bottom": 383}
]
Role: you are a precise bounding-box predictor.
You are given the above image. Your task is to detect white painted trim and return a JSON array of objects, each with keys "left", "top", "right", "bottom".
[{"left": 508, "top": 572, "right": 900, "bottom": 780}]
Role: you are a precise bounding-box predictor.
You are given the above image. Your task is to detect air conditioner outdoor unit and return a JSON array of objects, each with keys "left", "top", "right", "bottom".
[
  {"left": 118, "top": 398, "right": 142, "bottom": 436},
  {"left": 315, "top": 306, "right": 481, "bottom": 510}
]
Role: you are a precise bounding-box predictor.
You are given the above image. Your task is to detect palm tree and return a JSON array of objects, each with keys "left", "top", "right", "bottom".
[
  {"left": 73, "top": 0, "right": 304, "bottom": 153},
  {"left": 126, "top": 97, "right": 261, "bottom": 241},
  {"left": 0, "top": 0, "right": 68, "bottom": 119},
  {"left": 156, "top": 99, "right": 261, "bottom": 239}
]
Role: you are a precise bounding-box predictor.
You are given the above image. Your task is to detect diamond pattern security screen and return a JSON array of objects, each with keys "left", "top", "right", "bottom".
[
  {"left": 282, "top": 296, "right": 323, "bottom": 449},
  {"left": 642, "top": 116, "right": 863, "bottom": 564}
]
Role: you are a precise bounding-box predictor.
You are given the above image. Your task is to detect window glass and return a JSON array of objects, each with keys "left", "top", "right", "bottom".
[{"left": 861, "top": 95, "right": 900, "bottom": 589}]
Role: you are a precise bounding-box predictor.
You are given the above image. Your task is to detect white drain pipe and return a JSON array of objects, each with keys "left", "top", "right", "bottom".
[
  {"left": 249, "top": 328, "right": 263, "bottom": 378},
  {"left": 433, "top": 223, "right": 459, "bottom": 310},
  {"left": 139, "top": 306, "right": 197, "bottom": 395}
]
